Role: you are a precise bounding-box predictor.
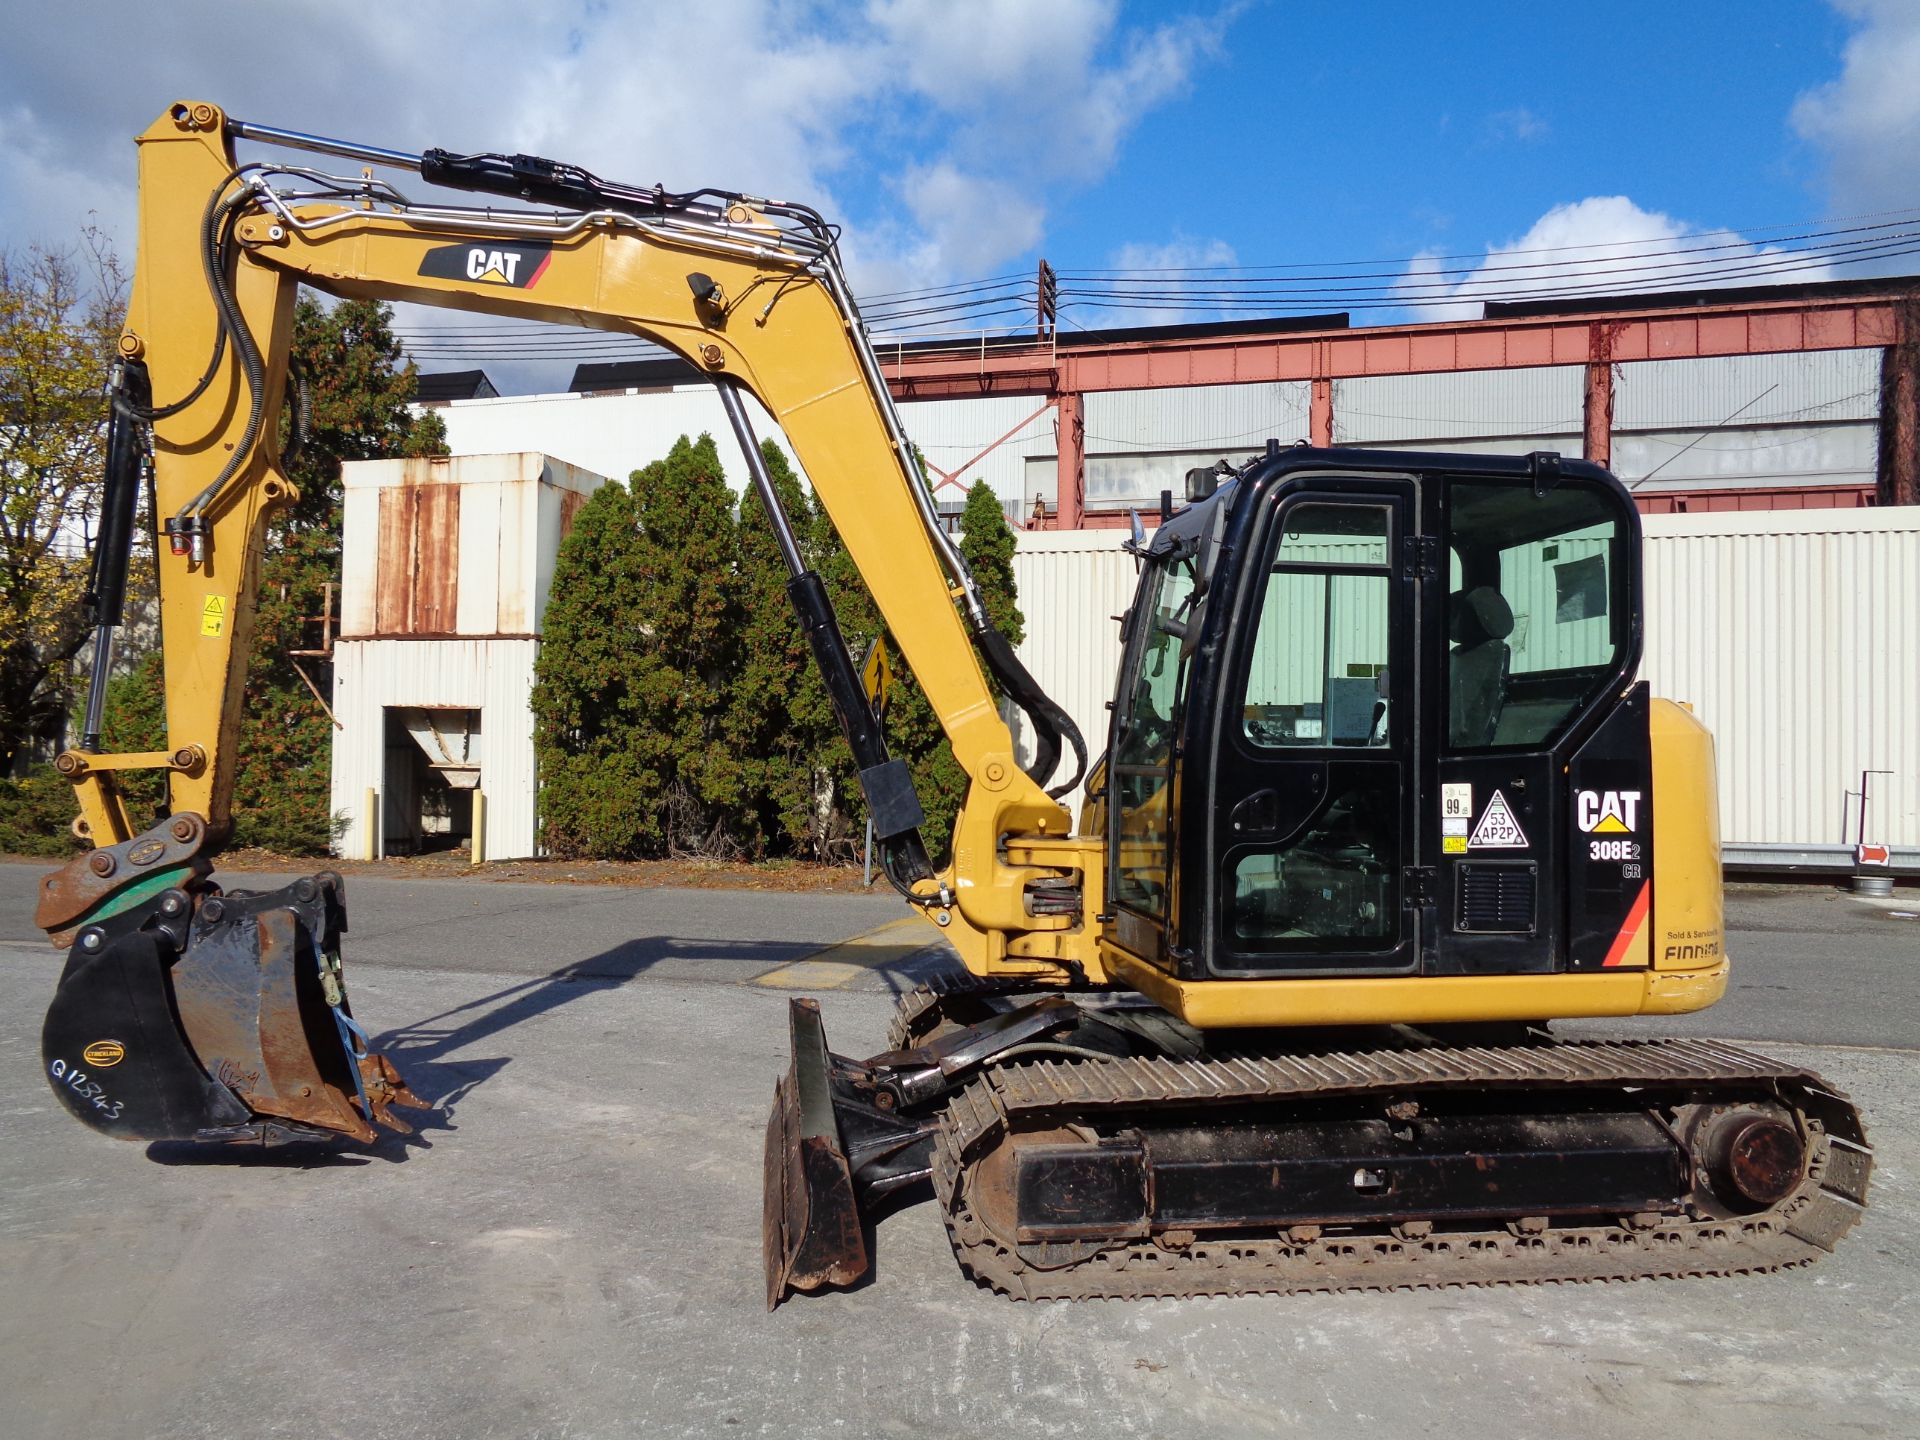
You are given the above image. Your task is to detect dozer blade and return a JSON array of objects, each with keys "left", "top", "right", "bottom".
[
  {"left": 40, "top": 872, "right": 424, "bottom": 1146},
  {"left": 764, "top": 997, "right": 869, "bottom": 1309}
]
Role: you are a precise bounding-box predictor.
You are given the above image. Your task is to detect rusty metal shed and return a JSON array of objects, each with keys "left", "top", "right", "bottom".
[{"left": 329, "top": 452, "right": 612, "bottom": 861}]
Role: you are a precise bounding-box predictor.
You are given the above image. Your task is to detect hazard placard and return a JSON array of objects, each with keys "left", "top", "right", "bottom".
[
  {"left": 861, "top": 636, "right": 894, "bottom": 715},
  {"left": 1469, "top": 790, "right": 1529, "bottom": 849}
]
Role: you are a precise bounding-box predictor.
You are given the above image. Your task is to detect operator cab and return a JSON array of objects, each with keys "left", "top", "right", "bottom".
[{"left": 1105, "top": 446, "right": 1646, "bottom": 984}]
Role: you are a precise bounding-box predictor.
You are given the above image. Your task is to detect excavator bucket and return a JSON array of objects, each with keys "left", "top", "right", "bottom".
[
  {"left": 40, "top": 869, "right": 424, "bottom": 1146},
  {"left": 763, "top": 998, "right": 869, "bottom": 1308}
]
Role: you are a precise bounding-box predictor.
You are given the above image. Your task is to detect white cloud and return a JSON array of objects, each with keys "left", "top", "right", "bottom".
[
  {"left": 868, "top": 0, "right": 1224, "bottom": 181},
  {"left": 1087, "top": 236, "right": 1240, "bottom": 328},
  {"left": 1399, "top": 196, "right": 1834, "bottom": 322},
  {"left": 899, "top": 163, "right": 1046, "bottom": 277},
  {"left": 1792, "top": 0, "right": 1920, "bottom": 216},
  {"left": 1110, "top": 238, "right": 1239, "bottom": 270},
  {"left": 0, "top": 1, "right": 1235, "bottom": 388},
  {"left": 1486, "top": 107, "right": 1548, "bottom": 144}
]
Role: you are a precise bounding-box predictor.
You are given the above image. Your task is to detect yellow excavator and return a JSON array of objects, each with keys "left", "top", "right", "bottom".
[{"left": 37, "top": 102, "right": 1871, "bottom": 1305}]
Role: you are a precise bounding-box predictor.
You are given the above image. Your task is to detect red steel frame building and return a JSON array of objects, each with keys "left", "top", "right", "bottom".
[{"left": 878, "top": 277, "right": 1920, "bottom": 528}]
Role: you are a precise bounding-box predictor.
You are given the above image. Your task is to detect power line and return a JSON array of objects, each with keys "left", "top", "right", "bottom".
[
  {"left": 1060, "top": 209, "right": 1920, "bottom": 276},
  {"left": 391, "top": 214, "right": 1920, "bottom": 370}
]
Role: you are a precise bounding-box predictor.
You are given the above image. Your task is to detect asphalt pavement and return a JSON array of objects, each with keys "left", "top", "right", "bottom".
[{"left": 0, "top": 862, "right": 1914, "bottom": 1440}]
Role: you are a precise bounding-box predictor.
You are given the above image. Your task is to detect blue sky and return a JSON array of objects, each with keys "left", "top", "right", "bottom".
[
  {"left": 0, "top": 2, "right": 1912, "bottom": 389},
  {"left": 1061, "top": 5, "right": 1857, "bottom": 266}
]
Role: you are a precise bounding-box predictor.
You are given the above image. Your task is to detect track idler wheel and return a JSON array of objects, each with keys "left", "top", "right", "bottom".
[{"left": 1696, "top": 1106, "right": 1808, "bottom": 1210}]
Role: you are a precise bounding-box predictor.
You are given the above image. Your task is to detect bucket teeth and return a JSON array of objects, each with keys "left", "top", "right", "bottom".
[{"left": 358, "top": 1052, "right": 428, "bottom": 1134}]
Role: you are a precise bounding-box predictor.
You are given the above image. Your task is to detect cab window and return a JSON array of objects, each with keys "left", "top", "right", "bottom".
[
  {"left": 1445, "top": 482, "right": 1627, "bottom": 750},
  {"left": 1242, "top": 505, "right": 1392, "bottom": 749},
  {"left": 1112, "top": 554, "right": 1196, "bottom": 918}
]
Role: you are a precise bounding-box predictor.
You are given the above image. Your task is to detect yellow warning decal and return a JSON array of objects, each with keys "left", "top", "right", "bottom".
[
  {"left": 1443, "top": 834, "right": 1467, "bottom": 854},
  {"left": 201, "top": 594, "right": 227, "bottom": 636},
  {"left": 83, "top": 1040, "right": 126, "bottom": 1068}
]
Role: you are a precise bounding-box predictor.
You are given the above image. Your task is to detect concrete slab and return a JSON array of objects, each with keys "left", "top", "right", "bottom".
[
  {"left": 751, "top": 917, "right": 949, "bottom": 989},
  {"left": 1, "top": 866, "right": 1915, "bottom": 1439}
]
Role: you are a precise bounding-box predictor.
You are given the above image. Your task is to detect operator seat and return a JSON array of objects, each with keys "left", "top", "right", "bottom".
[{"left": 1448, "top": 587, "right": 1513, "bottom": 747}]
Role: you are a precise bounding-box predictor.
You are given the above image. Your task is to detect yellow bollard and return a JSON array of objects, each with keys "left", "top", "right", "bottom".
[
  {"left": 470, "top": 790, "right": 487, "bottom": 867},
  {"left": 363, "top": 787, "right": 379, "bottom": 862}
]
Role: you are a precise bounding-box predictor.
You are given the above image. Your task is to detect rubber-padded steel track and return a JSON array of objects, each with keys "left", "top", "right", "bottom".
[
  {"left": 886, "top": 975, "right": 1053, "bottom": 1051},
  {"left": 928, "top": 1038, "right": 1873, "bottom": 1300}
]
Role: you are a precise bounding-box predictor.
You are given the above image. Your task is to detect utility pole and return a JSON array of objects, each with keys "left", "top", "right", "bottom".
[{"left": 1036, "top": 259, "right": 1058, "bottom": 340}]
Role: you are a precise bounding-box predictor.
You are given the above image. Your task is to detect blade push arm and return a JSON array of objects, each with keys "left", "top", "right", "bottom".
[{"left": 84, "top": 101, "right": 1104, "bottom": 981}]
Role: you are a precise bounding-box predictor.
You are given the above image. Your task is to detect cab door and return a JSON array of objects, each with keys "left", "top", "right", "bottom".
[
  {"left": 1206, "top": 485, "right": 1422, "bottom": 976},
  {"left": 1106, "top": 549, "right": 1198, "bottom": 968}
]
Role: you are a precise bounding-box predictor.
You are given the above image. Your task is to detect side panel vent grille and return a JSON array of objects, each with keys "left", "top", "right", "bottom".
[{"left": 1455, "top": 862, "right": 1538, "bottom": 934}]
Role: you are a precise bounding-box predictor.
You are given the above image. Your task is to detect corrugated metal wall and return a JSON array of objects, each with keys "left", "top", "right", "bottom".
[
  {"left": 1334, "top": 351, "right": 1881, "bottom": 496},
  {"left": 1007, "top": 530, "right": 1138, "bottom": 771},
  {"left": 1336, "top": 366, "right": 1582, "bottom": 444},
  {"left": 904, "top": 383, "right": 1313, "bottom": 514},
  {"left": 997, "top": 382, "right": 1312, "bottom": 510},
  {"left": 1084, "top": 382, "right": 1310, "bottom": 452},
  {"left": 1013, "top": 509, "right": 1920, "bottom": 849},
  {"left": 1611, "top": 350, "right": 1879, "bottom": 494},
  {"left": 1640, "top": 507, "right": 1920, "bottom": 850},
  {"left": 898, "top": 393, "right": 1056, "bottom": 507},
  {"left": 331, "top": 638, "right": 541, "bottom": 860},
  {"left": 1614, "top": 350, "right": 1880, "bottom": 428}
]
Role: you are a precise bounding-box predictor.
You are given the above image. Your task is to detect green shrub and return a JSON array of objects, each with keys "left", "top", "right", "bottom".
[
  {"left": 534, "top": 438, "right": 1025, "bottom": 869},
  {"left": 0, "top": 768, "right": 84, "bottom": 857}
]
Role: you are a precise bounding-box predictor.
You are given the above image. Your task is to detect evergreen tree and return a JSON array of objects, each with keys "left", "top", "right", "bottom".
[
  {"left": 803, "top": 475, "right": 1023, "bottom": 866},
  {"left": 959, "top": 480, "right": 1023, "bottom": 647},
  {"left": 530, "top": 480, "right": 652, "bottom": 857},
  {"left": 533, "top": 434, "right": 743, "bottom": 858},
  {"left": 728, "top": 440, "right": 820, "bottom": 855},
  {"left": 803, "top": 495, "right": 883, "bottom": 861}
]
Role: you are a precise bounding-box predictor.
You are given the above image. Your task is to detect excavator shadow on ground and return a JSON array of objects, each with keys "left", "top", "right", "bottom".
[{"left": 145, "top": 932, "right": 957, "bottom": 1168}]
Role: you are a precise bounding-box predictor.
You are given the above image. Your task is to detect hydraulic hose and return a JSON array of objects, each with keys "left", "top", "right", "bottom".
[
  {"left": 116, "top": 172, "right": 246, "bottom": 425},
  {"left": 175, "top": 184, "right": 269, "bottom": 525},
  {"left": 281, "top": 358, "right": 310, "bottom": 476},
  {"left": 973, "top": 620, "right": 1089, "bottom": 800}
]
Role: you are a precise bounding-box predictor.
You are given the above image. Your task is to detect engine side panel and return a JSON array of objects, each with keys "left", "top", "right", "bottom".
[{"left": 1649, "top": 698, "right": 1728, "bottom": 974}]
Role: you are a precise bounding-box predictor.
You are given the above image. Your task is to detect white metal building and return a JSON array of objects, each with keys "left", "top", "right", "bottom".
[
  {"left": 1010, "top": 508, "right": 1920, "bottom": 862},
  {"left": 329, "top": 452, "right": 613, "bottom": 861}
]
